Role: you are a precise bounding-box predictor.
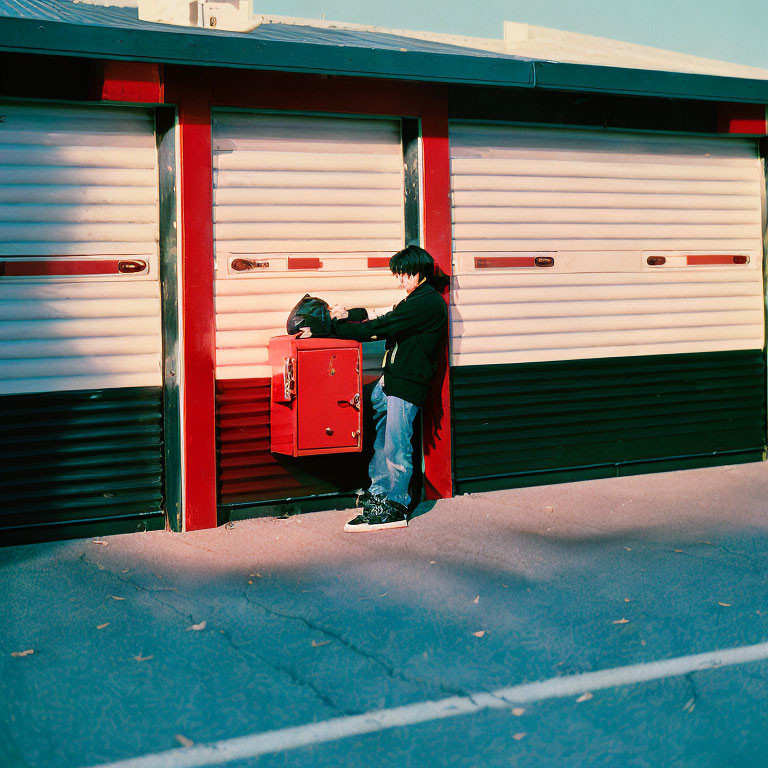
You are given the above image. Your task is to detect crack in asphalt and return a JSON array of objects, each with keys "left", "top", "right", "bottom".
[
  {"left": 213, "top": 623, "right": 358, "bottom": 717},
  {"left": 79, "top": 552, "right": 192, "bottom": 621},
  {"left": 76, "top": 552, "right": 355, "bottom": 717},
  {"left": 243, "top": 589, "right": 472, "bottom": 701},
  {"left": 683, "top": 672, "right": 700, "bottom": 712}
]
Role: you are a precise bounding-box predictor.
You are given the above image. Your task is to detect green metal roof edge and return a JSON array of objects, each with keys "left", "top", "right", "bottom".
[
  {"left": 1, "top": 15, "right": 768, "bottom": 103},
  {"left": 533, "top": 60, "right": 768, "bottom": 104},
  {"left": 0, "top": 16, "right": 535, "bottom": 87}
]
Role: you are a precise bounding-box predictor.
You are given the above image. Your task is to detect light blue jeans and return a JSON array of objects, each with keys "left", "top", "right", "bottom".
[{"left": 368, "top": 378, "right": 420, "bottom": 507}]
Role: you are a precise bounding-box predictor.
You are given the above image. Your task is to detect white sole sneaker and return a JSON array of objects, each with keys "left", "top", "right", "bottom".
[{"left": 343, "top": 519, "right": 408, "bottom": 532}]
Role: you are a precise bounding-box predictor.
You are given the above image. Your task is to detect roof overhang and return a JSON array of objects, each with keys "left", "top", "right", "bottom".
[{"left": 1, "top": 14, "right": 767, "bottom": 104}]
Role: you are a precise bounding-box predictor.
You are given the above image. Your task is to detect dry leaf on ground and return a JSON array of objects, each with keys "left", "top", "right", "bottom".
[
  {"left": 718, "top": 602, "right": 732, "bottom": 607},
  {"left": 624, "top": 598, "right": 631, "bottom": 603},
  {"left": 106, "top": 595, "right": 125, "bottom": 601},
  {"left": 512, "top": 708, "right": 525, "bottom": 716},
  {"left": 683, "top": 697, "right": 695, "bottom": 712},
  {"left": 92, "top": 540, "right": 109, "bottom": 546},
  {"left": 512, "top": 733, "right": 526, "bottom": 741},
  {"left": 613, "top": 618, "right": 629, "bottom": 624},
  {"left": 11, "top": 650, "right": 34, "bottom": 657},
  {"left": 576, "top": 692, "right": 593, "bottom": 703},
  {"left": 429, "top": 561, "right": 436, "bottom": 565},
  {"left": 472, "top": 596, "right": 480, "bottom": 604},
  {"left": 133, "top": 654, "right": 153, "bottom": 662},
  {"left": 187, "top": 621, "right": 207, "bottom": 631},
  {"left": 96, "top": 623, "right": 110, "bottom": 630},
  {"left": 472, "top": 631, "right": 486, "bottom": 638},
  {"left": 624, "top": 547, "right": 632, "bottom": 551},
  {"left": 311, "top": 640, "right": 331, "bottom": 648},
  {"left": 674, "top": 550, "right": 683, "bottom": 553},
  {"left": 175, "top": 734, "right": 194, "bottom": 748}
]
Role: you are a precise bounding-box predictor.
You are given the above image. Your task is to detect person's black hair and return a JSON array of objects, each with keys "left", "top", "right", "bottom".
[
  {"left": 389, "top": 245, "right": 434, "bottom": 280},
  {"left": 389, "top": 245, "right": 449, "bottom": 292}
]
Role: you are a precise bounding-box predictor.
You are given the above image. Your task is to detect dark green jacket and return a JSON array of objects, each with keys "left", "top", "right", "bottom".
[{"left": 329, "top": 282, "right": 448, "bottom": 406}]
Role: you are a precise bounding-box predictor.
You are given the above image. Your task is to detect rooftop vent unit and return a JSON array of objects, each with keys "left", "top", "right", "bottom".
[{"left": 138, "top": 0, "right": 262, "bottom": 32}]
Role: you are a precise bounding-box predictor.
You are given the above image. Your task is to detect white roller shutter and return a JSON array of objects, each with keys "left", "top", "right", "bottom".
[
  {"left": 0, "top": 102, "right": 162, "bottom": 394},
  {"left": 450, "top": 123, "right": 765, "bottom": 366},
  {"left": 212, "top": 111, "right": 406, "bottom": 380}
]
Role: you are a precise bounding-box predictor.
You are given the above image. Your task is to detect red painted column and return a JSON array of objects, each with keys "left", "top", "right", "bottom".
[
  {"left": 420, "top": 86, "right": 454, "bottom": 500},
  {"left": 166, "top": 67, "right": 218, "bottom": 530},
  {"left": 95, "top": 61, "right": 164, "bottom": 103}
]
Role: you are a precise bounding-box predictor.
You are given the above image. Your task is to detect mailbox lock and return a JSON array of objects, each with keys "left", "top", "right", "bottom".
[{"left": 326, "top": 427, "right": 334, "bottom": 436}]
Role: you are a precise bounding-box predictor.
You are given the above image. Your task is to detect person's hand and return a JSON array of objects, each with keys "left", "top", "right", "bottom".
[
  {"left": 298, "top": 326, "right": 312, "bottom": 338},
  {"left": 330, "top": 304, "right": 349, "bottom": 320}
]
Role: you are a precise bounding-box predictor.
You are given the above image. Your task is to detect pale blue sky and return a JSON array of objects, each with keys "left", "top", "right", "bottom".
[{"left": 260, "top": 0, "right": 767, "bottom": 69}]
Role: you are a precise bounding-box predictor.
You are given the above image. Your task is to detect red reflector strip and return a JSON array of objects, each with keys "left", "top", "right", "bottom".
[
  {"left": 287, "top": 257, "right": 322, "bottom": 270},
  {"left": 0, "top": 259, "right": 148, "bottom": 276},
  {"left": 475, "top": 256, "right": 536, "bottom": 269},
  {"left": 367, "top": 257, "right": 391, "bottom": 268},
  {"left": 686, "top": 255, "right": 749, "bottom": 266}
]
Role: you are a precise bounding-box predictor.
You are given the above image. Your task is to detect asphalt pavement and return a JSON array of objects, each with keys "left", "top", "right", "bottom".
[{"left": 3, "top": 461, "right": 768, "bottom": 768}]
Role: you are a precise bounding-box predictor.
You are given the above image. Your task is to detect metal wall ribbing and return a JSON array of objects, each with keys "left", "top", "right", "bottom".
[
  {"left": 0, "top": 102, "right": 162, "bottom": 394},
  {"left": 450, "top": 124, "right": 764, "bottom": 367},
  {"left": 448, "top": 122, "right": 766, "bottom": 489},
  {"left": 0, "top": 102, "right": 166, "bottom": 541},
  {"left": 212, "top": 111, "right": 406, "bottom": 381}
]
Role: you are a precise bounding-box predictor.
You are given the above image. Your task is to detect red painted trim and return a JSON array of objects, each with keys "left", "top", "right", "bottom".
[
  {"left": 686, "top": 254, "right": 749, "bottom": 265},
  {"left": 367, "top": 257, "right": 391, "bottom": 268},
  {"left": 287, "top": 257, "right": 322, "bottom": 270},
  {"left": 97, "top": 61, "right": 164, "bottom": 103},
  {"left": 475, "top": 256, "right": 536, "bottom": 269},
  {"left": 0, "top": 259, "right": 147, "bottom": 276},
  {"left": 716, "top": 103, "right": 767, "bottom": 135},
  {"left": 420, "top": 85, "right": 453, "bottom": 501},
  {"left": 211, "top": 69, "right": 422, "bottom": 116},
  {"left": 165, "top": 67, "right": 218, "bottom": 531}
]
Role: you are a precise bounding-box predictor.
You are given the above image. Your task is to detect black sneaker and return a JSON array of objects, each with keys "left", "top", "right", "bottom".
[
  {"left": 344, "top": 499, "right": 408, "bottom": 532},
  {"left": 343, "top": 491, "right": 379, "bottom": 530}
]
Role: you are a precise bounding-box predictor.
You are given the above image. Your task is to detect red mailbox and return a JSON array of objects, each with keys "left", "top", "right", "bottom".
[{"left": 268, "top": 335, "right": 363, "bottom": 456}]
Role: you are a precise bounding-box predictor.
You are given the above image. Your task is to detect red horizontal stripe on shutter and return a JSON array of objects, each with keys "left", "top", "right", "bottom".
[
  {"left": 367, "top": 257, "right": 391, "bottom": 268},
  {"left": 0, "top": 259, "right": 148, "bottom": 276},
  {"left": 287, "top": 257, "right": 322, "bottom": 270},
  {"left": 686, "top": 255, "right": 749, "bottom": 266},
  {"left": 475, "top": 256, "right": 537, "bottom": 269}
]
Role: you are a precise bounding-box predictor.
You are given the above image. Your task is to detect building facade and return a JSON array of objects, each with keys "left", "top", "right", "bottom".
[{"left": 0, "top": 0, "right": 766, "bottom": 543}]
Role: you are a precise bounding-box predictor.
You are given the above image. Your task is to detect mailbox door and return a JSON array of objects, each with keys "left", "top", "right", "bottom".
[{"left": 296, "top": 347, "right": 360, "bottom": 452}]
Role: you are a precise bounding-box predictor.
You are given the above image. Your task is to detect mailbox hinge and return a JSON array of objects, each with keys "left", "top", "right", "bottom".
[{"left": 284, "top": 357, "right": 296, "bottom": 401}]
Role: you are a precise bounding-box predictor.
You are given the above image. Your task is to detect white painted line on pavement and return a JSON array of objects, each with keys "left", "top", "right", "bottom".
[{"left": 85, "top": 639, "right": 768, "bottom": 768}]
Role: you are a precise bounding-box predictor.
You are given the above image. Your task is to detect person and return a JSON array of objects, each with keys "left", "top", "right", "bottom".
[{"left": 300, "top": 245, "right": 448, "bottom": 532}]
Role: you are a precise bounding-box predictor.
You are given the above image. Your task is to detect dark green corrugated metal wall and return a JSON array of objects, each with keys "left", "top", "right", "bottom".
[
  {"left": 452, "top": 350, "right": 766, "bottom": 494},
  {"left": 0, "top": 387, "right": 165, "bottom": 543}
]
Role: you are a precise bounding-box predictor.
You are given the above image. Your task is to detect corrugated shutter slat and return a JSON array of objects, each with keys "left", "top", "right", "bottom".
[
  {"left": 0, "top": 103, "right": 161, "bottom": 395},
  {"left": 450, "top": 123, "right": 764, "bottom": 366}
]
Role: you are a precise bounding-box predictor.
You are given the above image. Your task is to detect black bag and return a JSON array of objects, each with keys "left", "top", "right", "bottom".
[{"left": 286, "top": 294, "right": 332, "bottom": 336}]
